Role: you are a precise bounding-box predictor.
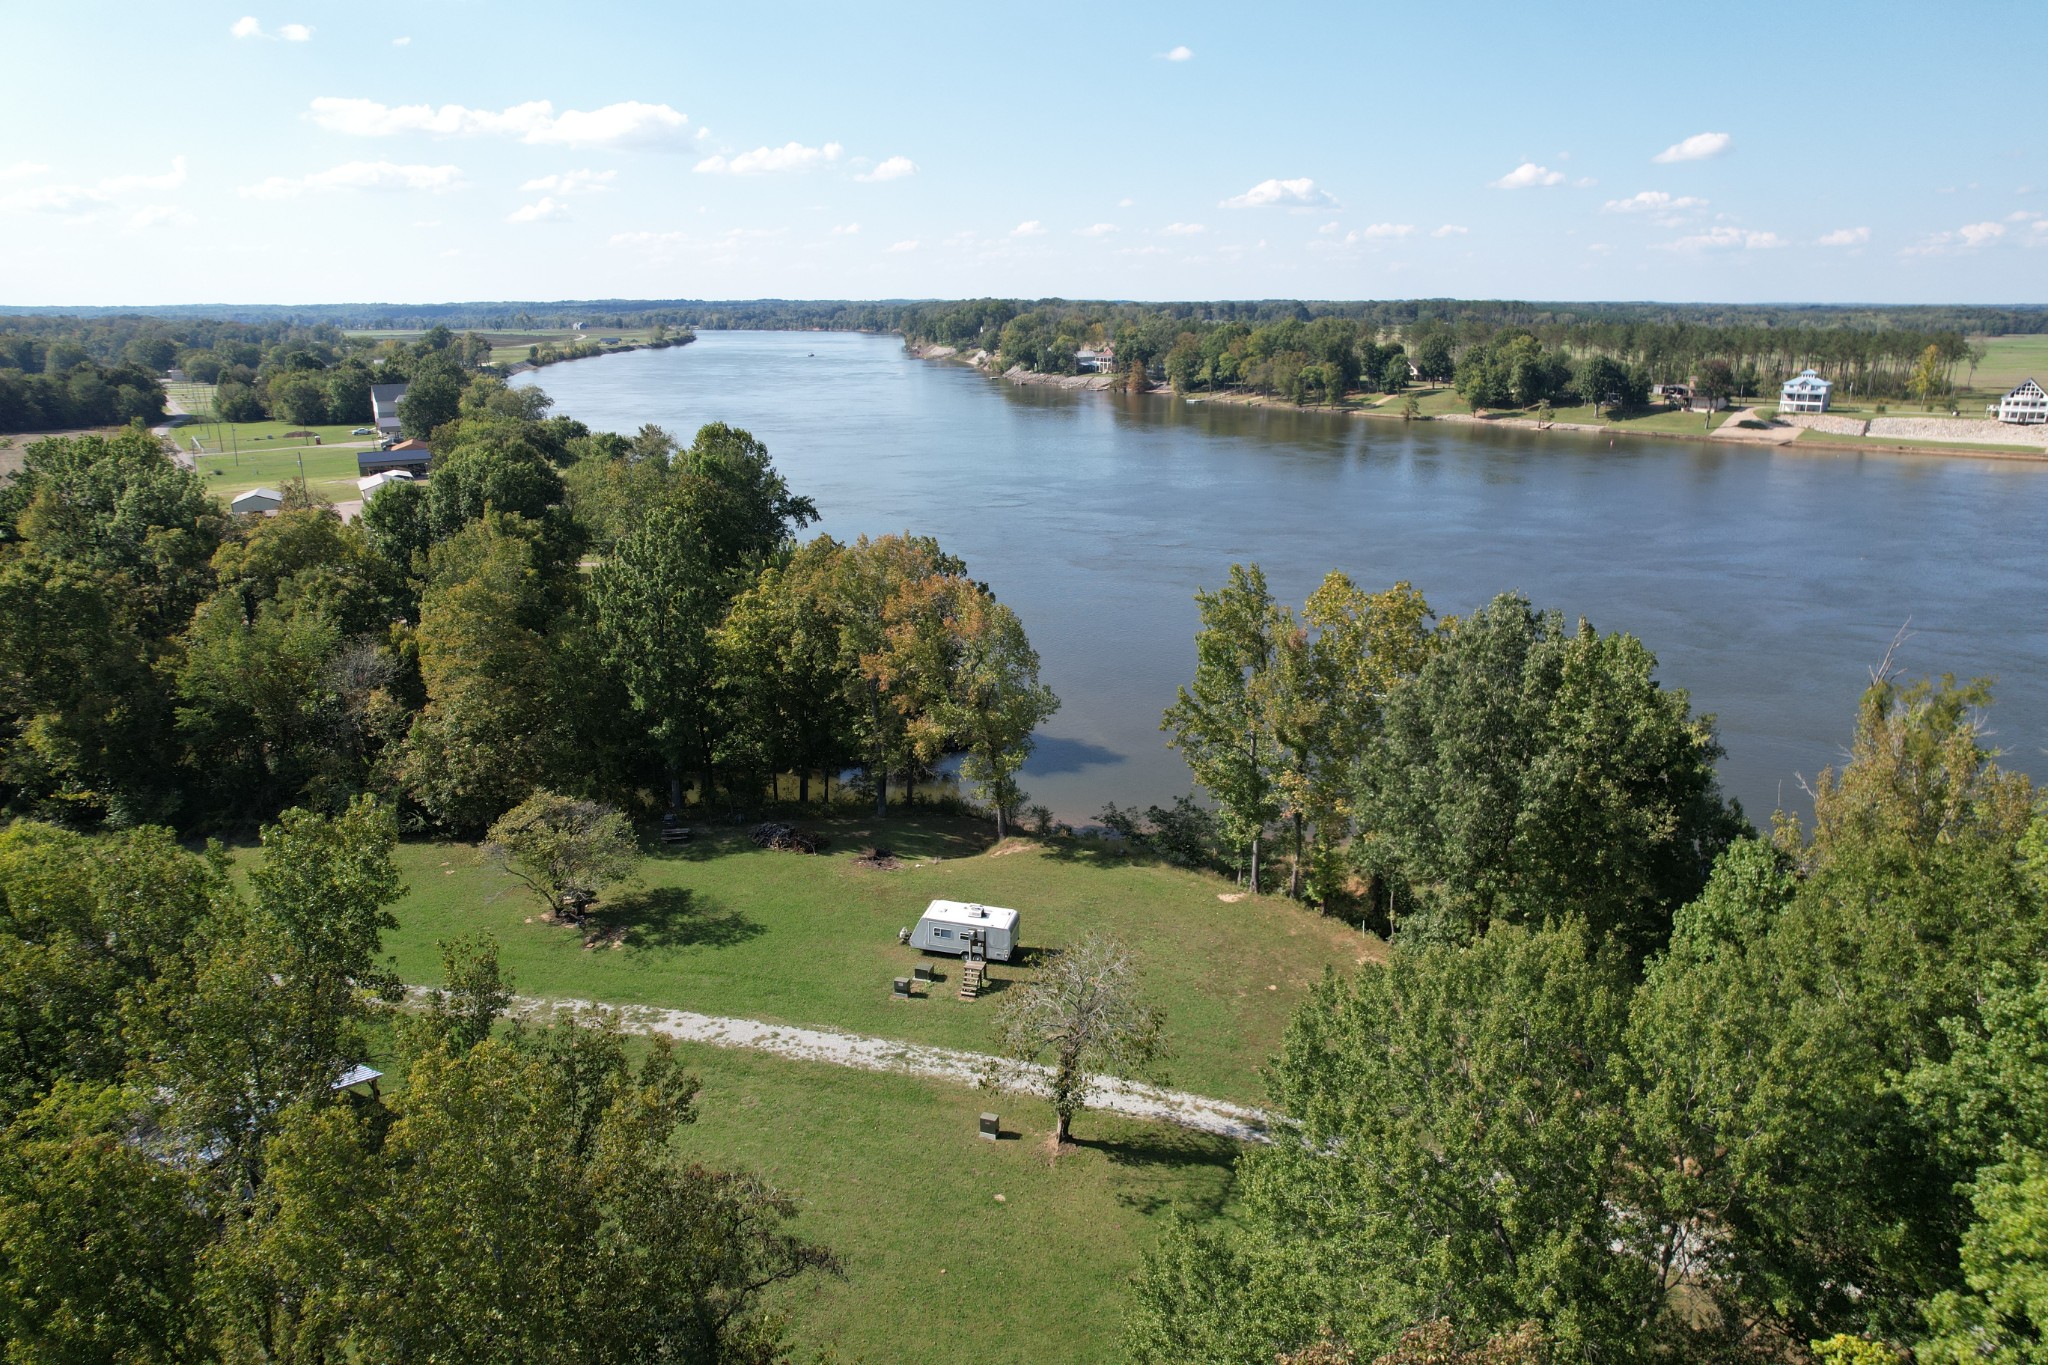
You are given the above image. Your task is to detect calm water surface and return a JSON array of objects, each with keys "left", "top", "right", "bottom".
[{"left": 517, "top": 330, "right": 2048, "bottom": 823}]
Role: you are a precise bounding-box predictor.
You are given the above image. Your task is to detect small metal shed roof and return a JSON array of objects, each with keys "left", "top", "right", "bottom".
[
  {"left": 920, "top": 899, "right": 1020, "bottom": 931},
  {"left": 331, "top": 1064, "right": 382, "bottom": 1090}
]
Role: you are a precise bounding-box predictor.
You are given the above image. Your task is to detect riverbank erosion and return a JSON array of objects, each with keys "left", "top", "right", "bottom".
[{"left": 905, "top": 341, "right": 2048, "bottom": 463}]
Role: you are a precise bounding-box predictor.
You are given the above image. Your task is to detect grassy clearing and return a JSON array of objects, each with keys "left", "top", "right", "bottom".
[
  {"left": 372, "top": 814, "right": 1373, "bottom": 1107},
  {"left": 1539, "top": 402, "right": 1734, "bottom": 434},
  {"left": 675, "top": 1043, "right": 1235, "bottom": 1365},
  {"left": 352, "top": 1019, "right": 1238, "bottom": 1365},
  {"left": 173, "top": 420, "right": 374, "bottom": 501}
]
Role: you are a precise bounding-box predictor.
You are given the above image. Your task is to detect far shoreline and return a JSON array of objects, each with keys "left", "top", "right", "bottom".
[{"left": 905, "top": 341, "right": 2048, "bottom": 466}]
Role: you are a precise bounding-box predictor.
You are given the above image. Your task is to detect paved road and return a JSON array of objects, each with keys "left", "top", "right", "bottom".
[{"left": 504, "top": 993, "right": 1279, "bottom": 1144}]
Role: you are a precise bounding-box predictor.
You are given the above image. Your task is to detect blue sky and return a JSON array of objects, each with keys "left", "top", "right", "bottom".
[{"left": 2, "top": 1, "right": 2042, "bottom": 306}]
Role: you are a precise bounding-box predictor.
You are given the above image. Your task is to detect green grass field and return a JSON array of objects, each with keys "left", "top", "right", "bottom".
[
  {"left": 164, "top": 380, "right": 218, "bottom": 419},
  {"left": 319, "top": 814, "right": 1368, "bottom": 1362},
  {"left": 1968, "top": 334, "right": 2048, "bottom": 395},
  {"left": 375, "top": 815, "right": 1372, "bottom": 1107},
  {"left": 175, "top": 420, "right": 374, "bottom": 501},
  {"left": 669, "top": 1043, "right": 1237, "bottom": 1364}
]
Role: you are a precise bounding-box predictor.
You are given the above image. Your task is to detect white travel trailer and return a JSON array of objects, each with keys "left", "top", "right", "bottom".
[{"left": 908, "top": 899, "right": 1020, "bottom": 963}]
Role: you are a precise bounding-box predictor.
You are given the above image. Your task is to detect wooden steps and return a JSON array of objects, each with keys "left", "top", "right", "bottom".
[{"left": 958, "top": 960, "right": 986, "bottom": 1000}]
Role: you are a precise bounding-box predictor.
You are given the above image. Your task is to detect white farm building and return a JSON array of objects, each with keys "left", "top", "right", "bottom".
[
  {"left": 230, "top": 487, "right": 283, "bottom": 515},
  {"left": 1780, "top": 369, "right": 1832, "bottom": 414},
  {"left": 907, "top": 900, "right": 1020, "bottom": 963},
  {"left": 1995, "top": 378, "right": 2047, "bottom": 425}
]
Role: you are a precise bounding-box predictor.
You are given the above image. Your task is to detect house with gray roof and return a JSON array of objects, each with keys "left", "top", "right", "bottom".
[{"left": 369, "top": 382, "right": 409, "bottom": 437}]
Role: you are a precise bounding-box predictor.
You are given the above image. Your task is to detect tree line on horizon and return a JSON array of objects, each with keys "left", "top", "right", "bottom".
[{"left": 901, "top": 301, "right": 1986, "bottom": 407}]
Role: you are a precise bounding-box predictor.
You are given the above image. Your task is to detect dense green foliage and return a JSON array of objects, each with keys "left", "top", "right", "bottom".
[
  {"left": 1, "top": 372, "right": 1054, "bottom": 843},
  {"left": 0, "top": 357, "right": 168, "bottom": 433},
  {"left": 1130, "top": 672, "right": 2048, "bottom": 1362},
  {"left": 0, "top": 802, "right": 834, "bottom": 1361}
]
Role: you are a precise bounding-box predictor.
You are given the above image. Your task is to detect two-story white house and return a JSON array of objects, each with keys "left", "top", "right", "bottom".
[
  {"left": 1780, "top": 369, "right": 1832, "bottom": 414},
  {"left": 1994, "top": 378, "right": 2047, "bottom": 425}
]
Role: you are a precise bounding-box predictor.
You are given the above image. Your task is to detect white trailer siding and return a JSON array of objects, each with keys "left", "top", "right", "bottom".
[{"left": 909, "top": 899, "right": 1020, "bottom": 962}]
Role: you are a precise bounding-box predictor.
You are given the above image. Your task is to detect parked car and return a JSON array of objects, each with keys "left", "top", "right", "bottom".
[{"left": 351, "top": 427, "right": 374, "bottom": 435}]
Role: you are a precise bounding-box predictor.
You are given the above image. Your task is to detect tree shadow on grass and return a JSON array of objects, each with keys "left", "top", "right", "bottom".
[
  {"left": 1039, "top": 838, "right": 1185, "bottom": 874},
  {"left": 1071, "top": 1125, "right": 1242, "bottom": 1219},
  {"left": 598, "top": 886, "right": 765, "bottom": 952}
]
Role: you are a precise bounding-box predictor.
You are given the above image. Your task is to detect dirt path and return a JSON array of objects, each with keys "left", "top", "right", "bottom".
[{"left": 506, "top": 994, "right": 1278, "bottom": 1144}]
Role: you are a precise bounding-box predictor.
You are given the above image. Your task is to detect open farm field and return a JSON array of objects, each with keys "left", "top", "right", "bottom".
[
  {"left": 373, "top": 814, "right": 1375, "bottom": 1107},
  {"left": 1968, "top": 334, "right": 2048, "bottom": 394}
]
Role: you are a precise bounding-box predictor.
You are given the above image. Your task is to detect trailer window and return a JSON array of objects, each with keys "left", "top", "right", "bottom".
[{"left": 933, "top": 927, "right": 952, "bottom": 938}]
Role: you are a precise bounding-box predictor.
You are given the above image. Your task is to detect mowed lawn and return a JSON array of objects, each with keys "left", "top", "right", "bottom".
[
  {"left": 179, "top": 421, "right": 373, "bottom": 501},
  {"left": 667, "top": 1042, "right": 1240, "bottom": 1365},
  {"left": 376, "top": 814, "right": 1376, "bottom": 1106}
]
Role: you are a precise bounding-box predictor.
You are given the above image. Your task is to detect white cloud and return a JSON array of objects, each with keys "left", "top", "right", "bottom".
[
  {"left": 888, "top": 238, "right": 918, "bottom": 252},
  {"left": 507, "top": 196, "right": 569, "bottom": 223},
  {"left": 1220, "top": 176, "right": 1338, "bottom": 209},
  {"left": 855, "top": 155, "right": 918, "bottom": 182},
  {"left": 1355, "top": 222, "right": 1415, "bottom": 239},
  {"left": 239, "top": 160, "right": 464, "bottom": 198},
  {"left": 1, "top": 161, "right": 49, "bottom": 179},
  {"left": 231, "top": 16, "right": 312, "bottom": 40},
  {"left": 98, "top": 157, "right": 188, "bottom": 195},
  {"left": 1491, "top": 162, "right": 1566, "bottom": 189},
  {"left": 1162, "top": 221, "right": 1206, "bottom": 235},
  {"left": 1162, "top": 44, "right": 1193, "bottom": 60},
  {"left": 831, "top": 222, "right": 860, "bottom": 235},
  {"left": 694, "top": 141, "right": 842, "bottom": 175},
  {"left": 1604, "top": 190, "right": 1707, "bottom": 214},
  {"left": 1077, "top": 222, "right": 1117, "bottom": 237},
  {"left": 1817, "top": 226, "right": 1870, "bottom": 247},
  {"left": 1432, "top": 224, "right": 1469, "bottom": 238},
  {"left": 1117, "top": 196, "right": 1134, "bottom": 208},
  {"left": 4, "top": 156, "right": 186, "bottom": 214},
  {"left": 1011, "top": 219, "right": 1046, "bottom": 237},
  {"left": 1653, "top": 131, "right": 1732, "bottom": 164},
  {"left": 392, "top": 36, "right": 411, "bottom": 46},
  {"left": 520, "top": 168, "right": 614, "bottom": 194},
  {"left": 1120, "top": 245, "right": 1170, "bottom": 257},
  {"left": 1902, "top": 221, "right": 2012, "bottom": 255},
  {"left": 610, "top": 229, "right": 686, "bottom": 247},
  {"left": 128, "top": 205, "right": 192, "bottom": 230},
  {"left": 1662, "top": 226, "right": 1785, "bottom": 251},
  {"left": 308, "top": 97, "right": 690, "bottom": 149}
]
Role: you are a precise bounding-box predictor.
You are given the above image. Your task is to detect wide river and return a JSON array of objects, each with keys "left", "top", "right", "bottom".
[{"left": 518, "top": 329, "right": 2048, "bottom": 824}]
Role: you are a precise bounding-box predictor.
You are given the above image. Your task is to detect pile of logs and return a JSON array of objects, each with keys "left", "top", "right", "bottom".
[{"left": 748, "top": 822, "right": 822, "bottom": 853}]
